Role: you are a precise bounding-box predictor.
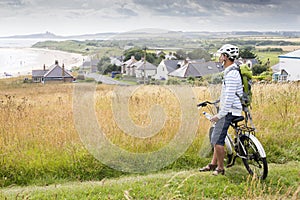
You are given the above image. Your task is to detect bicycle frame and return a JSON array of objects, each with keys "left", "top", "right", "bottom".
[
  {"left": 198, "top": 100, "right": 266, "bottom": 165},
  {"left": 198, "top": 100, "right": 268, "bottom": 179}
]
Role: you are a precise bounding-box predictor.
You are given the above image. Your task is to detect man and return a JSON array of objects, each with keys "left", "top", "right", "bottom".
[{"left": 199, "top": 44, "right": 243, "bottom": 175}]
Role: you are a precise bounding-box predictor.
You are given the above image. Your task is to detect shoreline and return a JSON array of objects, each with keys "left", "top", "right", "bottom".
[{"left": 0, "top": 47, "right": 85, "bottom": 78}]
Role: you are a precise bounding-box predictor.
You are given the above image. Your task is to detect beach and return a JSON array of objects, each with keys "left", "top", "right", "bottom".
[{"left": 0, "top": 47, "right": 85, "bottom": 78}]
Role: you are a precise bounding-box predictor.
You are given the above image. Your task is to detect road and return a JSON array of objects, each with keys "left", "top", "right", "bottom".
[{"left": 85, "top": 73, "right": 130, "bottom": 85}]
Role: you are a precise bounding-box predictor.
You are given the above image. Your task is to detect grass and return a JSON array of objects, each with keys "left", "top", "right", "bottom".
[
  {"left": 0, "top": 162, "right": 299, "bottom": 199},
  {"left": 255, "top": 51, "right": 280, "bottom": 66},
  {"left": 0, "top": 77, "right": 299, "bottom": 199}
]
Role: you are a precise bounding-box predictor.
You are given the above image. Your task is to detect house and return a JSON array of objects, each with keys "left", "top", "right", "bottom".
[
  {"left": 164, "top": 52, "right": 177, "bottom": 60},
  {"left": 237, "top": 58, "right": 259, "bottom": 68},
  {"left": 134, "top": 59, "right": 157, "bottom": 79},
  {"left": 81, "top": 58, "right": 99, "bottom": 73},
  {"left": 110, "top": 56, "right": 123, "bottom": 67},
  {"left": 122, "top": 56, "right": 138, "bottom": 76},
  {"left": 32, "top": 61, "right": 73, "bottom": 83},
  {"left": 271, "top": 62, "right": 292, "bottom": 82},
  {"left": 168, "top": 61, "right": 222, "bottom": 78},
  {"left": 154, "top": 59, "right": 183, "bottom": 80},
  {"left": 156, "top": 50, "right": 166, "bottom": 58},
  {"left": 277, "top": 49, "right": 300, "bottom": 81},
  {"left": 32, "top": 64, "right": 48, "bottom": 83}
]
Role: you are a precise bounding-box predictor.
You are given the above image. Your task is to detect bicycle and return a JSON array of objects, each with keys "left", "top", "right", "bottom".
[{"left": 197, "top": 100, "right": 268, "bottom": 180}]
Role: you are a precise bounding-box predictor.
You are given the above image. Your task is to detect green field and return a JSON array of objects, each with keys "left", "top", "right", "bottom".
[
  {"left": 1, "top": 162, "right": 299, "bottom": 199},
  {"left": 255, "top": 51, "right": 279, "bottom": 66}
]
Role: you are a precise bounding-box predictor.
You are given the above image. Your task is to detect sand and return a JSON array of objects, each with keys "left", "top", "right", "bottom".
[{"left": 0, "top": 47, "right": 85, "bottom": 77}]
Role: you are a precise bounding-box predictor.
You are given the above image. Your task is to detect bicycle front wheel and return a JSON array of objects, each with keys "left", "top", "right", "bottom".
[{"left": 239, "top": 135, "right": 268, "bottom": 180}]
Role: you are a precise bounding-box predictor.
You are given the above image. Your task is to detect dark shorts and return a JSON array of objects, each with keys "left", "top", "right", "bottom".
[{"left": 211, "top": 113, "right": 237, "bottom": 146}]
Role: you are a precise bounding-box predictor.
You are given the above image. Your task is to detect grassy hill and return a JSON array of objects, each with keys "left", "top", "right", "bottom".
[{"left": 1, "top": 162, "right": 299, "bottom": 199}]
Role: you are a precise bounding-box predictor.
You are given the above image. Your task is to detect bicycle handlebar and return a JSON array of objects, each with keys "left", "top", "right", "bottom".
[{"left": 197, "top": 100, "right": 220, "bottom": 108}]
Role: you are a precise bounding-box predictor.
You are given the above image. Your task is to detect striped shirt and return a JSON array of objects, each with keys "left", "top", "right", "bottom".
[{"left": 216, "top": 63, "right": 243, "bottom": 119}]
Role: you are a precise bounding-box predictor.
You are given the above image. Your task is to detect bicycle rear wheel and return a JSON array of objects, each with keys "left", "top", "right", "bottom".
[{"left": 239, "top": 135, "right": 268, "bottom": 180}]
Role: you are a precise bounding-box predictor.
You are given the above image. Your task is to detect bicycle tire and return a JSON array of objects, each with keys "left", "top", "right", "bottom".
[{"left": 239, "top": 135, "right": 268, "bottom": 180}]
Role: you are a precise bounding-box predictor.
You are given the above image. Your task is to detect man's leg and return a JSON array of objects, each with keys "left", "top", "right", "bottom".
[
  {"left": 211, "top": 148, "right": 218, "bottom": 165},
  {"left": 215, "top": 144, "right": 225, "bottom": 170},
  {"left": 210, "top": 114, "right": 234, "bottom": 175}
]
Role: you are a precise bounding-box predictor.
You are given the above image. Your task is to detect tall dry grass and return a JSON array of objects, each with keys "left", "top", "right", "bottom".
[{"left": 0, "top": 78, "right": 299, "bottom": 187}]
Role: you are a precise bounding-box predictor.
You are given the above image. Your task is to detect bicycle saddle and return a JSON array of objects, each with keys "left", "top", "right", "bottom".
[{"left": 232, "top": 116, "right": 245, "bottom": 123}]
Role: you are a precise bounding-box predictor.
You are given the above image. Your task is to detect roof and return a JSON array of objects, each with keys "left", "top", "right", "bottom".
[
  {"left": 279, "top": 49, "right": 300, "bottom": 59},
  {"left": 163, "top": 59, "right": 183, "bottom": 73},
  {"left": 124, "top": 56, "right": 137, "bottom": 67},
  {"left": 82, "top": 61, "right": 91, "bottom": 67},
  {"left": 134, "top": 60, "right": 157, "bottom": 70},
  {"left": 44, "top": 64, "right": 73, "bottom": 78},
  {"left": 271, "top": 63, "right": 280, "bottom": 72},
  {"left": 82, "top": 59, "right": 99, "bottom": 67},
  {"left": 110, "top": 57, "right": 123, "bottom": 66},
  {"left": 32, "top": 69, "right": 49, "bottom": 77},
  {"left": 169, "top": 61, "right": 222, "bottom": 78},
  {"left": 168, "top": 64, "right": 193, "bottom": 78}
]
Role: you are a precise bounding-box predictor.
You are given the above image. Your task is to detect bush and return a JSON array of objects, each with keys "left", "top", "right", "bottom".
[
  {"left": 204, "top": 73, "right": 223, "bottom": 84},
  {"left": 252, "top": 64, "right": 268, "bottom": 76},
  {"left": 167, "top": 77, "right": 181, "bottom": 85},
  {"left": 114, "top": 74, "right": 122, "bottom": 80},
  {"left": 76, "top": 74, "right": 85, "bottom": 80},
  {"left": 84, "top": 78, "right": 95, "bottom": 82}
]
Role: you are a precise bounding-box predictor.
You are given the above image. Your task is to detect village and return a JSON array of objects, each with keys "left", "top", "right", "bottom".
[{"left": 30, "top": 47, "right": 300, "bottom": 84}]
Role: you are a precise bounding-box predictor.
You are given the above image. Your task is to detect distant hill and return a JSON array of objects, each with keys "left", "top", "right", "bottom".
[
  {"left": 0, "top": 31, "right": 117, "bottom": 40},
  {"left": 1, "top": 30, "right": 300, "bottom": 40},
  {"left": 2, "top": 31, "right": 60, "bottom": 39}
]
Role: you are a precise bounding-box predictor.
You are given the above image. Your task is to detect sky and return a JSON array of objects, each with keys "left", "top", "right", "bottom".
[{"left": 0, "top": 0, "right": 300, "bottom": 37}]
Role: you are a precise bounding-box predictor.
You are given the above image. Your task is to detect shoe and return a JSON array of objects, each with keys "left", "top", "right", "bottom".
[
  {"left": 212, "top": 168, "right": 225, "bottom": 176},
  {"left": 199, "top": 164, "right": 217, "bottom": 172}
]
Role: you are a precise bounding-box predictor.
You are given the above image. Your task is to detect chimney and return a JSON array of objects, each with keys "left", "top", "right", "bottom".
[
  {"left": 43, "top": 64, "right": 46, "bottom": 71},
  {"left": 62, "top": 64, "right": 65, "bottom": 82},
  {"left": 55, "top": 60, "right": 59, "bottom": 65}
]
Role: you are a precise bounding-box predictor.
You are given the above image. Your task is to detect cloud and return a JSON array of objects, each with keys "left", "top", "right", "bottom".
[
  {"left": 132, "top": 0, "right": 212, "bottom": 17},
  {"left": 219, "top": 0, "right": 274, "bottom": 4},
  {"left": 132, "top": 0, "right": 300, "bottom": 19},
  {"left": 0, "top": 0, "right": 299, "bottom": 36},
  {"left": 0, "top": 0, "right": 28, "bottom": 7}
]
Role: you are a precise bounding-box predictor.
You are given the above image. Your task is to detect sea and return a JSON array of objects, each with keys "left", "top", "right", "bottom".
[{"left": 0, "top": 38, "right": 85, "bottom": 78}]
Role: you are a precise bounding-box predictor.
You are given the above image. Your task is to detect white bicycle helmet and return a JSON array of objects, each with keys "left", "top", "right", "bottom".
[{"left": 217, "top": 44, "right": 239, "bottom": 60}]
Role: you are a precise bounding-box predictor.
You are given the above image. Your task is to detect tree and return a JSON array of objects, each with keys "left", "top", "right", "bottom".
[
  {"left": 239, "top": 47, "right": 256, "bottom": 59},
  {"left": 252, "top": 64, "right": 268, "bottom": 76},
  {"left": 123, "top": 47, "right": 144, "bottom": 61},
  {"left": 239, "top": 48, "right": 257, "bottom": 59},
  {"left": 103, "top": 64, "right": 121, "bottom": 75},
  {"left": 97, "top": 56, "right": 111, "bottom": 73},
  {"left": 187, "top": 48, "right": 211, "bottom": 61},
  {"left": 123, "top": 47, "right": 162, "bottom": 65},
  {"left": 174, "top": 49, "right": 187, "bottom": 60}
]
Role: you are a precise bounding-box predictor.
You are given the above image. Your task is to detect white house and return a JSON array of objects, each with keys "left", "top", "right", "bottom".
[
  {"left": 122, "top": 56, "right": 137, "bottom": 76},
  {"left": 134, "top": 60, "right": 157, "bottom": 79},
  {"left": 154, "top": 59, "right": 183, "bottom": 80},
  {"left": 278, "top": 49, "right": 300, "bottom": 81}
]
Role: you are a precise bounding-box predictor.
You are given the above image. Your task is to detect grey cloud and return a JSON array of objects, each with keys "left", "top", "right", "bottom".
[
  {"left": 133, "top": 0, "right": 300, "bottom": 19},
  {"left": 219, "top": 0, "right": 274, "bottom": 4},
  {"left": 1, "top": 0, "right": 141, "bottom": 19},
  {"left": 133, "top": 0, "right": 214, "bottom": 17},
  {"left": 2, "top": 0, "right": 28, "bottom": 7},
  {"left": 117, "top": 8, "right": 138, "bottom": 17}
]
